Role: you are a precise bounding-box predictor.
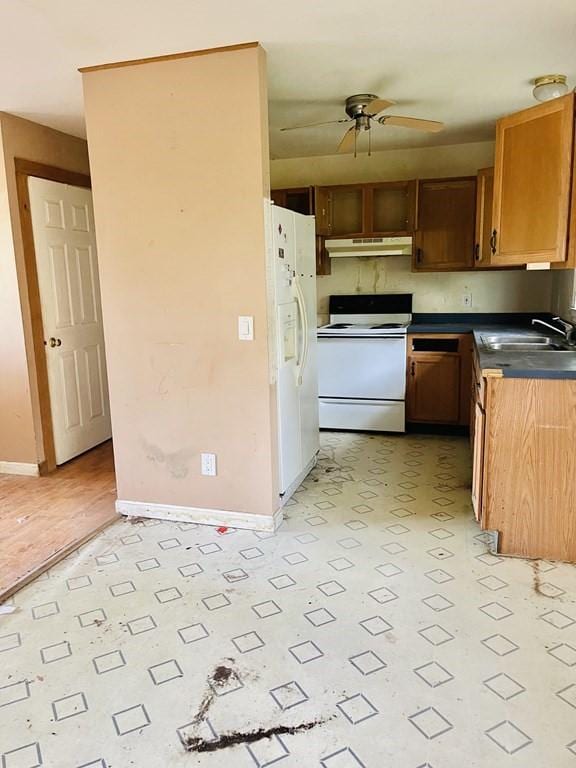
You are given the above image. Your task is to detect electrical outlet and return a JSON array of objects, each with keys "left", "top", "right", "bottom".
[
  {"left": 462, "top": 293, "right": 473, "bottom": 308},
  {"left": 201, "top": 453, "right": 217, "bottom": 477}
]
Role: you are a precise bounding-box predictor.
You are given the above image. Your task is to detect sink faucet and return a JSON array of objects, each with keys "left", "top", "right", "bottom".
[{"left": 532, "top": 316, "right": 576, "bottom": 345}]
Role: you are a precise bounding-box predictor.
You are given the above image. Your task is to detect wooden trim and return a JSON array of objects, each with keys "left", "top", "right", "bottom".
[
  {"left": 14, "top": 160, "right": 91, "bottom": 472},
  {"left": 14, "top": 159, "right": 90, "bottom": 188},
  {"left": 418, "top": 175, "right": 477, "bottom": 185},
  {"left": 79, "top": 41, "right": 259, "bottom": 73}
]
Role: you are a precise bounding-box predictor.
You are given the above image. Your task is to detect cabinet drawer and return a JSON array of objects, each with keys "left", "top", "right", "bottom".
[{"left": 319, "top": 398, "right": 405, "bottom": 433}]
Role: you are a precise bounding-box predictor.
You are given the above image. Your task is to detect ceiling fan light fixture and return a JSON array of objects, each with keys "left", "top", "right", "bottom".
[{"left": 532, "top": 74, "right": 569, "bottom": 102}]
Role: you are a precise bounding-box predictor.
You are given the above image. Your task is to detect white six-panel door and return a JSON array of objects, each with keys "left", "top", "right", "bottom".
[{"left": 28, "top": 176, "right": 112, "bottom": 465}]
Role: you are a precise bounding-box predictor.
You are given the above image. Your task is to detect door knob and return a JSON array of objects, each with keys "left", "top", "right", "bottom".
[{"left": 48, "top": 337, "right": 62, "bottom": 348}]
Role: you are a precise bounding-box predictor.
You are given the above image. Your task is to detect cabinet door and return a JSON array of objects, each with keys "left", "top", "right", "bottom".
[
  {"left": 413, "top": 178, "right": 476, "bottom": 271},
  {"left": 471, "top": 402, "right": 485, "bottom": 522},
  {"left": 474, "top": 167, "right": 494, "bottom": 268},
  {"left": 406, "top": 354, "right": 461, "bottom": 423},
  {"left": 458, "top": 334, "right": 473, "bottom": 425},
  {"left": 491, "top": 92, "right": 574, "bottom": 265}
]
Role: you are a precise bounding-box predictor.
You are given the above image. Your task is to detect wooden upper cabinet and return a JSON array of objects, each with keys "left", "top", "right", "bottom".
[
  {"left": 313, "top": 181, "right": 415, "bottom": 238},
  {"left": 330, "top": 185, "right": 366, "bottom": 236},
  {"left": 413, "top": 177, "right": 476, "bottom": 271},
  {"left": 491, "top": 92, "right": 575, "bottom": 265},
  {"left": 271, "top": 187, "right": 314, "bottom": 215},
  {"left": 474, "top": 167, "right": 494, "bottom": 269},
  {"left": 370, "top": 181, "right": 416, "bottom": 234}
]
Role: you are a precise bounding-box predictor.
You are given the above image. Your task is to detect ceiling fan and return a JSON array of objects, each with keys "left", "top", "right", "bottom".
[{"left": 280, "top": 94, "right": 444, "bottom": 156}]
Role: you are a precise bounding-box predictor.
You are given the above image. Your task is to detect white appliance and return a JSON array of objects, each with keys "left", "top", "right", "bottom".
[
  {"left": 317, "top": 294, "right": 412, "bottom": 432},
  {"left": 325, "top": 236, "right": 412, "bottom": 258},
  {"left": 268, "top": 203, "right": 319, "bottom": 498}
]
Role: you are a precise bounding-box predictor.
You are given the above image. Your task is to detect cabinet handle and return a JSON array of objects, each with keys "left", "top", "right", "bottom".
[
  {"left": 489, "top": 229, "right": 497, "bottom": 255},
  {"left": 474, "top": 243, "right": 480, "bottom": 261},
  {"left": 410, "top": 361, "right": 415, "bottom": 376},
  {"left": 416, "top": 247, "right": 422, "bottom": 264}
]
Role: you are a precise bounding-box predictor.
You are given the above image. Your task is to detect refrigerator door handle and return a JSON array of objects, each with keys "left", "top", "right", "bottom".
[{"left": 294, "top": 276, "right": 308, "bottom": 386}]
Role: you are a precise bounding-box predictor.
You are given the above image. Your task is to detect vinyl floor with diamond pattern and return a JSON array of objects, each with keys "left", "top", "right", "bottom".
[{"left": 1, "top": 432, "right": 576, "bottom": 767}]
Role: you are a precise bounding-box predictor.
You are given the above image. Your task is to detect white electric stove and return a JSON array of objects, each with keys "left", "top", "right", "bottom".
[{"left": 317, "top": 294, "right": 412, "bottom": 432}]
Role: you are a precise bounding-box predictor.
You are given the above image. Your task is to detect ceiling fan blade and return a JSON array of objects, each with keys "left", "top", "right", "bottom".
[
  {"left": 338, "top": 126, "right": 358, "bottom": 153},
  {"left": 280, "top": 118, "right": 351, "bottom": 132},
  {"left": 379, "top": 115, "right": 444, "bottom": 132},
  {"left": 365, "top": 98, "right": 395, "bottom": 115}
]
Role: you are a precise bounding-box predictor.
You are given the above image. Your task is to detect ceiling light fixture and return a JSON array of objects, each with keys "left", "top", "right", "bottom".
[{"left": 532, "top": 74, "right": 569, "bottom": 102}]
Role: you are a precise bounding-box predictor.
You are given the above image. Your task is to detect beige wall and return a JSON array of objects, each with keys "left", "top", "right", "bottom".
[
  {"left": 271, "top": 140, "right": 496, "bottom": 187},
  {"left": 271, "top": 141, "right": 553, "bottom": 321},
  {"left": 0, "top": 113, "right": 90, "bottom": 464},
  {"left": 316, "top": 257, "right": 553, "bottom": 324},
  {"left": 82, "top": 45, "right": 278, "bottom": 519}
]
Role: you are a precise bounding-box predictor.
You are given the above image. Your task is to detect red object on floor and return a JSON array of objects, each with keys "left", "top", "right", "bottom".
[{"left": 217, "top": 526, "right": 228, "bottom": 534}]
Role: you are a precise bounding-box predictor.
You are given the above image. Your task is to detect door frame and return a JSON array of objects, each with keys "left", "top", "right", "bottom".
[{"left": 15, "top": 159, "right": 92, "bottom": 473}]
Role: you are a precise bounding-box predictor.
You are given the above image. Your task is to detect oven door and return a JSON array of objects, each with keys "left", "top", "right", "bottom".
[{"left": 317, "top": 335, "right": 406, "bottom": 400}]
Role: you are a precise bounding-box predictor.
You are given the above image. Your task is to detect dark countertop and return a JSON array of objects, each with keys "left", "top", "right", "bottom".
[
  {"left": 407, "top": 312, "right": 551, "bottom": 334},
  {"left": 408, "top": 313, "right": 576, "bottom": 380}
]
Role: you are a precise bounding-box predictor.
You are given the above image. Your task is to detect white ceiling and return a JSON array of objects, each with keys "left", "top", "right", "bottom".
[{"left": 1, "top": 0, "right": 575, "bottom": 158}]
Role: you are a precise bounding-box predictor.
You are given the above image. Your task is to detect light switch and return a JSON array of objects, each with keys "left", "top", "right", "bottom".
[{"left": 238, "top": 315, "right": 254, "bottom": 341}]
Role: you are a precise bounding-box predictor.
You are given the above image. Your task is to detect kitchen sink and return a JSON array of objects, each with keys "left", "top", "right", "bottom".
[
  {"left": 481, "top": 335, "right": 555, "bottom": 345},
  {"left": 480, "top": 334, "right": 574, "bottom": 352},
  {"left": 486, "top": 342, "right": 571, "bottom": 352}
]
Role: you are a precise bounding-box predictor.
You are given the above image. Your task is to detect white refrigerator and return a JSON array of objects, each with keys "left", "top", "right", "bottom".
[{"left": 268, "top": 203, "right": 319, "bottom": 498}]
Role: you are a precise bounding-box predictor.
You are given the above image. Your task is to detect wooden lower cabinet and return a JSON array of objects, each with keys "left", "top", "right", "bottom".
[
  {"left": 470, "top": 401, "right": 485, "bottom": 522},
  {"left": 407, "top": 354, "right": 460, "bottom": 423},
  {"left": 471, "top": 367, "right": 576, "bottom": 561},
  {"left": 406, "top": 333, "right": 472, "bottom": 425}
]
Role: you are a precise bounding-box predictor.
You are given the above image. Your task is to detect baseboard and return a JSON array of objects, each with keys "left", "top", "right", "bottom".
[
  {"left": 116, "top": 499, "right": 284, "bottom": 533},
  {"left": 0, "top": 461, "right": 40, "bottom": 477}
]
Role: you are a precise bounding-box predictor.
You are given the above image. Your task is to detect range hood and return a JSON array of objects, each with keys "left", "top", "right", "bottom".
[{"left": 326, "top": 236, "right": 412, "bottom": 258}]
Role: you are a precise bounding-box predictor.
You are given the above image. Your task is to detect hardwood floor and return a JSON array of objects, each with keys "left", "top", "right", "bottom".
[{"left": 0, "top": 441, "right": 117, "bottom": 601}]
